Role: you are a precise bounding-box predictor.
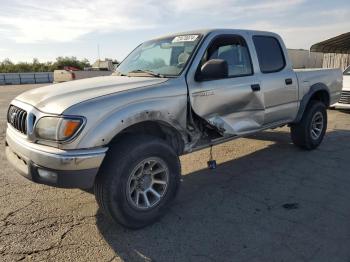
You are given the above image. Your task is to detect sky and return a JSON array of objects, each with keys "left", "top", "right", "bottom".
[{"left": 0, "top": 0, "right": 349, "bottom": 63}]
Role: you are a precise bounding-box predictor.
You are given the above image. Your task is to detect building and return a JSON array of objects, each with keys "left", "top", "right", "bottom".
[
  {"left": 91, "top": 59, "right": 119, "bottom": 71},
  {"left": 287, "top": 49, "right": 323, "bottom": 69},
  {"left": 311, "top": 32, "right": 350, "bottom": 71}
]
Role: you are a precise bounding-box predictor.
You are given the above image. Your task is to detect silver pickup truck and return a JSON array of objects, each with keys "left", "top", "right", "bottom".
[{"left": 5, "top": 29, "right": 342, "bottom": 228}]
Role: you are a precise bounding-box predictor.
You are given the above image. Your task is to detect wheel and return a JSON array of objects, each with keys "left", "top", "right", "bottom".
[
  {"left": 290, "top": 100, "right": 327, "bottom": 150},
  {"left": 94, "top": 135, "right": 181, "bottom": 229}
]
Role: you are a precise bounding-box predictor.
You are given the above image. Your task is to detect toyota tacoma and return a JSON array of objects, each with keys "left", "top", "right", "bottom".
[{"left": 5, "top": 29, "right": 342, "bottom": 228}]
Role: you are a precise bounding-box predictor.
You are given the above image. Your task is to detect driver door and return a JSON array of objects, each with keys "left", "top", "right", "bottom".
[{"left": 188, "top": 34, "right": 265, "bottom": 136}]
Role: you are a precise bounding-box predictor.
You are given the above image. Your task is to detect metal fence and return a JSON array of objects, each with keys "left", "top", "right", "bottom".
[
  {"left": 322, "top": 53, "right": 350, "bottom": 71},
  {"left": 0, "top": 72, "right": 53, "bottom": 85}
]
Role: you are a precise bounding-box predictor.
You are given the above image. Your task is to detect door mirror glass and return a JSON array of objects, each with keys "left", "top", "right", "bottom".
[{"left": 199, "top": 59, "right": 228, "bottom": 81}]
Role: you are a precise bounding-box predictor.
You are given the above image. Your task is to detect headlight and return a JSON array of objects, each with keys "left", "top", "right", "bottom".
[{"left": 35, "top": 116, "right": 84, "bottom": 141}]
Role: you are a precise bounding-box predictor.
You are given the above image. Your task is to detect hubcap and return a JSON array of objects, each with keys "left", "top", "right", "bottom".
[
  {"left": 126, "top": 157, "right": 169, "bottom": 210},
  {"left": 310, "top": 111, "right": 324, "bottom": 140}
]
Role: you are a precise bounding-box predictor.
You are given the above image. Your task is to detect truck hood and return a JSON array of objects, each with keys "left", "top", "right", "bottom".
[{"left": 15, "top": 76, "right": 168, "bottom": 114}]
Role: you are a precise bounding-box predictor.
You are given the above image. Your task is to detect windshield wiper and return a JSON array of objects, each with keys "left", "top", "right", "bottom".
[
  {"left": 127, "top": 69, "right": 164, "bottom": 78},
  {"left": 112, "top": 71, "right": 127, "bottom": 76}
]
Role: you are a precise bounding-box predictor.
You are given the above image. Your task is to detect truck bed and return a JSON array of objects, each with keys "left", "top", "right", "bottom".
[{"left": 294, "top": 68, "right": 342, "bottom": 105}]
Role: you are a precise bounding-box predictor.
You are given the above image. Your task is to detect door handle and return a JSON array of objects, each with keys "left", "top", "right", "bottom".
[
  {"left": 285, "top": 78, "right": 293, "bottom": 85},
  {"left": 251, "top": 84, "right": 260, "bottom": 92}
]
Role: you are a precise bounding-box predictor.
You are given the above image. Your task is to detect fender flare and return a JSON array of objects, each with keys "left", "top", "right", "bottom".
[{"left": 293, "top": 83, "right": 330, "bottom": 123}]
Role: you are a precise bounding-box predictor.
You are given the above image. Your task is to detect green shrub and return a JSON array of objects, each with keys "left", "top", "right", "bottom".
[{"left": 0, "top": 57, "right": 91, "bottom": 73}]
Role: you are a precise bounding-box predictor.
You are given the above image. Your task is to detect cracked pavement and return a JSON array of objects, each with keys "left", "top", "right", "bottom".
[{"left": 1, "top": 84, "right": 350, "bottom": 262}]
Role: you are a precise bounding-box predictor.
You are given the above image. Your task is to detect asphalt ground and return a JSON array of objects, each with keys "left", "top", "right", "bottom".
[{"left": 1, "top": 84, "right": 350, "bottom": 261}]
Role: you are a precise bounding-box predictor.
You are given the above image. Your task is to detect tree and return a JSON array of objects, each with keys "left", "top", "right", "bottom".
[
  {"left": 0, "top": 57, "right": 92, "bottom": 73},
  {"left": 50, "top": 57, "right": 91, "bottom": 71}
]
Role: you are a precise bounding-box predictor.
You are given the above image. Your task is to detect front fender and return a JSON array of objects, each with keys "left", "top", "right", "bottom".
[
  {"left": 75, "top": 99, "right": 188, "bottom": 149},
  {"left": 58, "top": 77, "right": 189, "bottom": 150}
]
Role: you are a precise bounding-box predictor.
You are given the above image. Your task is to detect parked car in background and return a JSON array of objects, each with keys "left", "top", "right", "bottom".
[
  {"left": 333, "top": 65, "right": 350, "bottom": 109},
  {"left": 6, "top": 29, "right": 342, "bottom": 229},
  {"left": 53, "top": 59, "right": 117, "bottom": 83},
  {"left": 53, "top": 69, "right": 112, "bottom": 83}
]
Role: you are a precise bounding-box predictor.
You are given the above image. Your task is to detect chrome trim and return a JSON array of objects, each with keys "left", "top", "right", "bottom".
[
  {"left": 7, "top": 105, "right": 28, "bottom": 134},
  {"left": 339, "top": 90, "right": 350, "bottom": 104},
  {"left": 6, "top": 127, "right": 107, "bottom": 171},
  {"left": 10, "top": 99, "right": 86, "bottom": 144},
  {"left": 11, "top": 99, "right": 57, "bottom": 141}
]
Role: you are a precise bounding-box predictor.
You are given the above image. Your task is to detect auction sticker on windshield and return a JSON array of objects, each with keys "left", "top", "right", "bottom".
[{"left": 172, "top": 35, "right": 199, "bottom": 43}]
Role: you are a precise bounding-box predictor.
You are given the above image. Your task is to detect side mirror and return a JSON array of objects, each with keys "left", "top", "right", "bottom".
[{"left": 198, "top": 59, "right": 228, "bottom": 81}]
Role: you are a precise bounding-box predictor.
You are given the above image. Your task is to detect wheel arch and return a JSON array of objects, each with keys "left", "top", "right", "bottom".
[
  {"left": 293, "top": 83, "right": 330, "bottom": 123},
  {"left": 109, "top": 120, "right": 186, "bottom": 156}
]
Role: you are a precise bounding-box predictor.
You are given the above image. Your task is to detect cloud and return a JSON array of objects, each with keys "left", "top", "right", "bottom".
[
  {"left": 279, "top": 22, "right": 350, "bottom": 49},
  {"left": 0, "top": 0, "right": 349, "bottom": 55},
  {"left": 0, "top": 0, "right": 160, "bottom": 43},
  {"left": 0, "top": 0, "right": 307, "bottom": 43},
  {"left": 241, "top": 7, "right": 350, "bottom": 49},
  {"left": 169, "top": 0, "right": 304, "bottom": 13},
  {"left": 167, "top": 0, "right": 305, "bottom": 18}
]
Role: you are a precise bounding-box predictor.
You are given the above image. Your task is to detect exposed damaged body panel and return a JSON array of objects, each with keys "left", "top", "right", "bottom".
[
  {"left": 189, "top": 76, "right": 265, "bottom": 135},
  {"left": 185, "top": 29, "right": 341, "bottom": 143}
]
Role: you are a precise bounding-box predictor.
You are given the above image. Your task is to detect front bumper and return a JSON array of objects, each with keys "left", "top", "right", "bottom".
[
  {"left": 5, "top": 128, "right": 108, "bottom": 188},
  {"left": 333, "top": 102, "right": 350, "bottom": 110}
]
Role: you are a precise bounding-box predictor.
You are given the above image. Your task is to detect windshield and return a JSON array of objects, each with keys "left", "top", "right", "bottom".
[
  {"left": 344, "top": 66, "right": 350, "bottom": 75},
  {"left": 116, "top": 34, "right": 201, "bottom": 77}
]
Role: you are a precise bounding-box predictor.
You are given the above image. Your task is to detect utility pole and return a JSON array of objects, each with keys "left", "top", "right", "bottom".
[{"left": 97, "top": 44, "right": 101, "bottom": 60}]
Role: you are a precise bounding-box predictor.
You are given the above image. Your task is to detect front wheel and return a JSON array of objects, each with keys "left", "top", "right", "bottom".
[
  {"left": 290, "top": 101, "right": 327, "bottom": 150},
  {"left": 94, "top": 135, "right": 181, "bottom": 229}
]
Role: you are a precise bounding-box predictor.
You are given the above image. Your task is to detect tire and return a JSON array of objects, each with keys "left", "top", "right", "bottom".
[
  {"left": 94, "top": 135, "right": 181, "bottom": 229},
  {"left": 290, "top": 100, "right": 327, "bottom": 150}
]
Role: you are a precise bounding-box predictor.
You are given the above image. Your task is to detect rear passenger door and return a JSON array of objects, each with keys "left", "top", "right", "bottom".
[{"left": 252, "top": 35, "right": 298, "bottom": 124}]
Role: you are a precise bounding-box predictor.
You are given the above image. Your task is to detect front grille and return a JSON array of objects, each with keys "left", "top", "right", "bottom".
[
  {"left": 7, "top": 105, "right": 28, "bottom": 134},
  {"left": 339, "top": 90, "right": 350, "bottom": 104}
]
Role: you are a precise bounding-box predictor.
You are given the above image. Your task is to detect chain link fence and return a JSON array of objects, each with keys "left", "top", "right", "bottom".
[{"left": 0, "top": 72, "right": 53, "bottom": 85}]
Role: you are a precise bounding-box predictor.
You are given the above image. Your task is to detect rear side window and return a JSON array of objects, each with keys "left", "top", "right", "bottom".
[{"left": 253, "top": 36, "right": 286, "bottom": 73}]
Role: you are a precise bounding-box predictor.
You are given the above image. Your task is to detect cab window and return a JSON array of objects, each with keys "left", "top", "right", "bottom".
[
  {"left": 199, "top": 35, "right": 253, "bottom": 79},
  {"left": 253, "top": 36, "right": 286, "bottom": 73}
]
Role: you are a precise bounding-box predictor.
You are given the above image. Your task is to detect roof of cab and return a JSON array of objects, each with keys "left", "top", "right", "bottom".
[{"left": 153, "top": 28, "right": 280, "bottom": 40}]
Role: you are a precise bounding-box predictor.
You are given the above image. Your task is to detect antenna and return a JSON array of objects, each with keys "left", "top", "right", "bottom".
[{"left": 97, "top": 44, "right": 100, "bottom": 61}]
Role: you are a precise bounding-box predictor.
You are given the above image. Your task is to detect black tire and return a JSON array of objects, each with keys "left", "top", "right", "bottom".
[
  {"left": 94, "top": 135, "right": 181, "bottom": 229},
  {"left": 290, "top": 100, "right": 327, "bottom": 150}
]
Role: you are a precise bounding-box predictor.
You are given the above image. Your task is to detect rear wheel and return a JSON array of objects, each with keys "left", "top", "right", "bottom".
[
  {"left": 291, "top": 101, "right": 327, "bottom": 150},
  {"left": 94, "top": 135, "right": 181, "bottom": 229}
]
